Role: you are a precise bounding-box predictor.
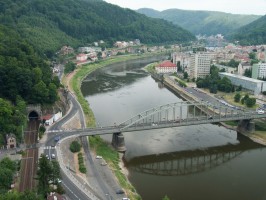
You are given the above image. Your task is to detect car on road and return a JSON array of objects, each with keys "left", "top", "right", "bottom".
[
  {"left": 51, "top": 154, "right": 56, "bottom": 159},
  {"left": 257, "top": 109, "right": 265, "bottom": 114},
  {"left": 116, "top": 189, "right": 125, "bottom": 194},
  {"left": 101, "top": 161, "right": 107, "bottom": 166},
  {"left": 54, "top": 136, "right": 60, "bottom": 142},
  {"left": 56, "top": 178, "right": 62, "bottom": 183}
]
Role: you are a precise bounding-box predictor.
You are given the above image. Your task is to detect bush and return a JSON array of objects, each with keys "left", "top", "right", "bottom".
[
  {"left": 79, "top": 164, "right": 87, "bottom": 174},
  {"left": 70, "top": 141, "right": 81, "bottom": 153}
]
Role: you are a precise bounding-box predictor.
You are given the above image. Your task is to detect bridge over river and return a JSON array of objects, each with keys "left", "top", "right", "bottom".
[{"left": 48, "top": 101, "right": 266, "bottom": 151}]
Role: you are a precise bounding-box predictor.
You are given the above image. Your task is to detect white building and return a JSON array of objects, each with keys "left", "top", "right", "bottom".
[
  {"left": 238, "top": 62, "right": 251, "bottom": 76},
  {"left": 219, "top": 72, "right": 266, "bottom": 95},
  {"left": 76, "top": 54, "right": 88, "bottom": 62},
  {"left": 189, "top": 52, "right": 212, "bottom": 79},
  {"left": 172, "top": 52, "right": 190, "bottom": 72},
  {"left": 252, "top": 63, "right": 266, "bottom": 79}
]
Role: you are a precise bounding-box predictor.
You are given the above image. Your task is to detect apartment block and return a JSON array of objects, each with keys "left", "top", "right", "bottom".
[
  {"left": 189, "top": 52, "right": 211, "bottom": 79},
  {"left": 252, "top": 63, "right": 266, "bottom": 79}
]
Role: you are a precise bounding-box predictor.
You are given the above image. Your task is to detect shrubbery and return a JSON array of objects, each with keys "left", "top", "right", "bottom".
[
  {"left": 70, "top": 141, "right": 81, "bottom": 153},
  {"left": 78, "top": 152, "right": 86, "bottom": 174}
]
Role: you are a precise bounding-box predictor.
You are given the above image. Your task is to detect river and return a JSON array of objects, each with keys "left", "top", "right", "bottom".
[{"left": 81, "top": 57, "right": 266, "bottom": 200}]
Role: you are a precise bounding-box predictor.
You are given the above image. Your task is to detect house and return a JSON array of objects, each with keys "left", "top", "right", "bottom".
[
  {"left": 76, "top": 54, "right": 88, "bottom": 62},
  {"left": 60, "top": 46, "right": 74, "bottom": 55},
  {"left": 155, "top": 60, "right": 177, "bottom": 74},
  {"left": 41, "top": 114, "right": 54, "bottom": 126},
  {"left": 6, "top": 134, "right": 16, "bottom": 149}
]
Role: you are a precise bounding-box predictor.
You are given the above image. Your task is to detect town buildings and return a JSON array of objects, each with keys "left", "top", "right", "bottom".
[
  {"left": 252, "top": 63, "right": 266, "bottom": 79},
  {"left": 238, "top": 62, "right": 251, "bottom": 75},
  {"left": 219, "top": 72, "right": 266, "bottom": 95}
]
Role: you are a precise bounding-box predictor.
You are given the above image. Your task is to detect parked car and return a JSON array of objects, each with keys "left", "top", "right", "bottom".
[
  {"left": 257, "top": 110, "right": 265, "bottom": 114},
  {"left": 96, "top": 155, "right": 102, "bottom": 159},
  {"left": 116, "top": 189, "right": 125, "bottom": 194},
  {"left": 51, "top": 154, "right": 56, "bottom": 159}
]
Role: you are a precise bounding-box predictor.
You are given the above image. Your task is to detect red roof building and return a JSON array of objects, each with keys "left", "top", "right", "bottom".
[{"left": 156, "top": 60, "right": 177, "bottom": 74}]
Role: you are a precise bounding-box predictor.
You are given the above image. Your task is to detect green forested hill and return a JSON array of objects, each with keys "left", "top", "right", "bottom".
[
  {"left": 230, "top": 15, "right": 266, "bottom": 45},
  {"left": 0, "top": 0, "right": 195, "bottom": 56},
  {"left": 137, "top": 8, "right": 260, "bottom": 36}
]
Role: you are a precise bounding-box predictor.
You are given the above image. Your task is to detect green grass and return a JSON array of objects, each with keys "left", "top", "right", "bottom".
[
  {"left": 255, "top": 120, "right": 266, "bottom": 131},
  {"left": 223, "top": 121, "right": 238, "bottom": 126}
]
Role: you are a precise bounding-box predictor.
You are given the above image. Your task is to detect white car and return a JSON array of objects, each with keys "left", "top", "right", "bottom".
[
  {"left": 257, "top": 110, "right": 265, "bottom": 114},
  {"left": 96, "top": 155, "right": 102, "bottom": 159},
  {"left": 51, "top": 154, "right": 56, "bottom": 159}
]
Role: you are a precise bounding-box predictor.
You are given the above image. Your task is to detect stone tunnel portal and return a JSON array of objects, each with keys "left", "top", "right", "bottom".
[{"left": 28, "top": 111, "right": 39, "bottom": 120}]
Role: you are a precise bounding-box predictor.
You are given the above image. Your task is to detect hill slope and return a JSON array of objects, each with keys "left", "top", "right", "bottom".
[
  {"left": 0, "top": 0, "right": 195, "bottom": 56},
  {"left": 230, "top": 15, "right": 266, "bottom": 45},
  {"left": 137, "top": 8, "right": 260, "bottom": 36}
]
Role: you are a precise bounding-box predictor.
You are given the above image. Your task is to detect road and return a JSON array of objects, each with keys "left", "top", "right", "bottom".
[{"left": 45, "top": 91, "right": 123, "bottom": 200}]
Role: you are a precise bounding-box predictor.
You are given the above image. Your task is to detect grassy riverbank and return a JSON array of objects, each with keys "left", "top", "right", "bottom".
[{"left": 66, "top": 54, "right": 165, "bottom": 200}]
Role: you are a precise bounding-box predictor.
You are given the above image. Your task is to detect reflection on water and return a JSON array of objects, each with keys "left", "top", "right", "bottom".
[
  {"left": 81, "top": 57, "right": 266, "bottom": 200},
  {"left": 125, "top": 133, "right": 264, "bottom": 176}
]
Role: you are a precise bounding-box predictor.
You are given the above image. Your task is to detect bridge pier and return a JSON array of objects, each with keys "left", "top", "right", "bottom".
[
  {"left": 237, "top": 119, "right": 255, "bottom": 134},
  {"left": 112, "top": 132, "right": 126, "bottom": 152}
]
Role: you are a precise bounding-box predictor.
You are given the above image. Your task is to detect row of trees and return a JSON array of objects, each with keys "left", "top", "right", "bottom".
[
  {"left": 37, "top": 155, "right": 64, "bottom": 198},
  {"left": 234, "top": 93, "right": 256, "bottom": 107},
  {"left": 70, "top": 141, "right": 86, "bottom": 173},
  {"left": 219, "top": 59, "right": 240, "bottom": 68}
]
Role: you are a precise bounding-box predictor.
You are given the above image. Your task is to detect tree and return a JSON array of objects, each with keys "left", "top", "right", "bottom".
[
  {"left": 236, "top": 85, "right": 242, "bottom": 91},
  {"left": 183, "top": 72, "right": 188, "bottom": 79},
  {"left": 249, "top": 52, "right": 256, "bottom": 59},
  {"left": 246, "top": 97, "right": 256, "bottom": 107},
  {"left": 0, "top": 168, "right": 13, "bottom": 191},
  {"left": 244, "top": 69, "right": 252, "bottom": 78},
  {"left": 37, "top": 155, "right": 53, "bottom": 196},
  {"left": 70, "top": 141, "right": 81, "bottom": 153},
  {"left": 234, "top": 93, "right": 241, "bottom": 102},
  {"left": 64, "top": 62, "right": 76, "bottom": 74}
]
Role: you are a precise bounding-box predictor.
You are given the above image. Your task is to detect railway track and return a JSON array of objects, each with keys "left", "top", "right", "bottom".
[{"left": 19, "top": 119, "right": 39, "bottom": 192}]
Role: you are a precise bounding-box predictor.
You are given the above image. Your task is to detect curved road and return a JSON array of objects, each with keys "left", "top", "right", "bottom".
[{"left": 44, "top": 92, "right": 117, "bottom": 200}]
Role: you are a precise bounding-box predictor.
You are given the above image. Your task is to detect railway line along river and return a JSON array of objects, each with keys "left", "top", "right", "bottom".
[{"left": 81, "top": 57, "right": 266, "bottom": 200}]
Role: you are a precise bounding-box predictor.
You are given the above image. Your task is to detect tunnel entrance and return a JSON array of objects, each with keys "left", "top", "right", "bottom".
[{"left": 28, "top": 111, "right": 39, "bottom": 120}]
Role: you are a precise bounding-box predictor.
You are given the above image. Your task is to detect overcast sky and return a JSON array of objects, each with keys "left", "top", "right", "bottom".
[{"left": 104, "top": 0, "right": 266, "bottom": 15}]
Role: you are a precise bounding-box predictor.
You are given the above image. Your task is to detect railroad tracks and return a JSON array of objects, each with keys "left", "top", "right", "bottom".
[{"left": 19, "top": 120, "right": 39, "bottom": 192}]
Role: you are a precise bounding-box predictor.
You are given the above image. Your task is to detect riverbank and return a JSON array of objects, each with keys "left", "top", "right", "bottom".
[{"left": 62, "top": 54, "right": 165, "bottom": 200}]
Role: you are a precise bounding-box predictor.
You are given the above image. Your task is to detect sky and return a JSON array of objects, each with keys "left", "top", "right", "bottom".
[{"left": 104, "top": 0, "right": 266, "bottom": 15}]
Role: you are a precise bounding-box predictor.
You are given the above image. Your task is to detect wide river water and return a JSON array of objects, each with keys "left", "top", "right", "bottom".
[{"left": 81, "top": 57, "right": 266, "bottom": 200}]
